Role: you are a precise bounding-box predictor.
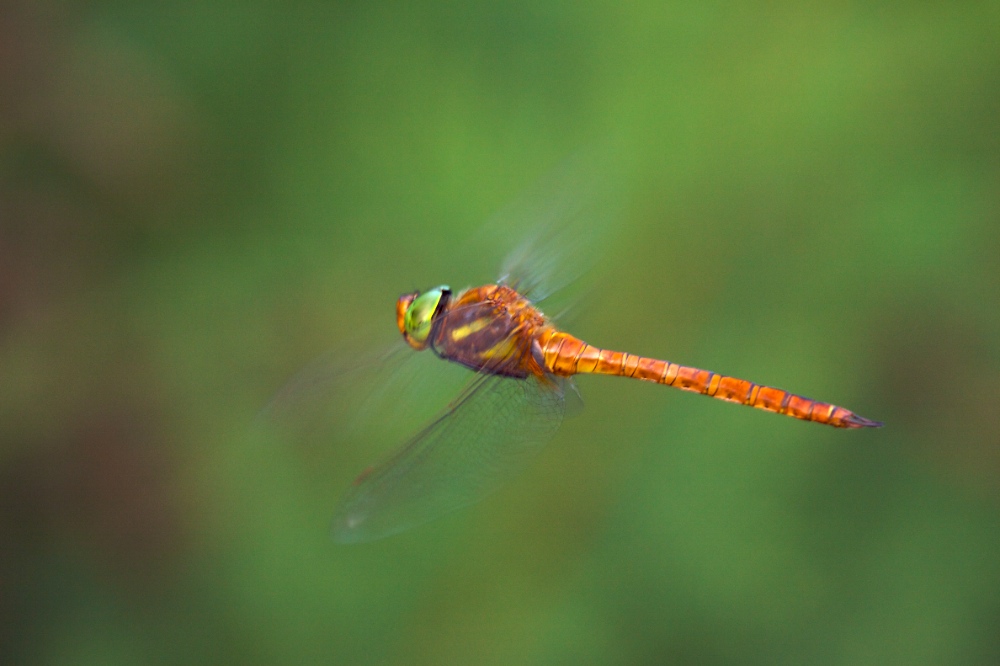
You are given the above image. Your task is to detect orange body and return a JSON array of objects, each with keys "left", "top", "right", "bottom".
[{"left": 421, "top": 284, "right": 881, "bottom": 429}]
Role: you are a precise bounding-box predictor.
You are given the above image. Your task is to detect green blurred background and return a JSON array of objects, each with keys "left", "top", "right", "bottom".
[{"left": 2, "top": 1, "right": 999, "bottom": 664}]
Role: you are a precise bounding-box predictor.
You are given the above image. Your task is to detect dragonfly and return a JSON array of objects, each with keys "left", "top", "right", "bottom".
[{"left": 271, "top": 169, "right": 882, "bottom": 543}]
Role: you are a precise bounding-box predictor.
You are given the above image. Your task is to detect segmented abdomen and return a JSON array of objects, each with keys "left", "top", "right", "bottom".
[{"left": 536, "top": 330, "right": 882, "bottom": 429}]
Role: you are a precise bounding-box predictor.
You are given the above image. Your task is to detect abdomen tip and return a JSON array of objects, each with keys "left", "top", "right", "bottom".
[{"left": 843, "top": 413, "right": 884, "bottom": 428}]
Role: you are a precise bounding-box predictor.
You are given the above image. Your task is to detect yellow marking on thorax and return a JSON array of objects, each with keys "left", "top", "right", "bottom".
[
  {"left": 482, "top": 336, "right": 517, "bottom": 361},
  {"left": 449, "top": 317, "right": 491, "bottom": 342}
]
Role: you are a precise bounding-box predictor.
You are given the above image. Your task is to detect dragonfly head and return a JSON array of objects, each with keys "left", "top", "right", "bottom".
[{"left": 397, "top": 285, "right": 451, "bottom": 350}]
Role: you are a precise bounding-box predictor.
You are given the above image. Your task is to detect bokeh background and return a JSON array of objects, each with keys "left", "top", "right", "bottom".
[{"left": 2, "top": 1, "right": 999, "bottom": 664}]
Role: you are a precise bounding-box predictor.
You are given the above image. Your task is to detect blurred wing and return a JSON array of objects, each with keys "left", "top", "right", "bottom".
[
  {"left": 256, "top": 303, "right": 502, "bottom": 448},
  {"left": 257, "top": 342, "right": 411, "bottom": 427},
  {"left": 332, "top": 373, "right": 566, "bottom": 543},
  {"left": 495, "top": 149, "right": 622, "bottom": 307}
]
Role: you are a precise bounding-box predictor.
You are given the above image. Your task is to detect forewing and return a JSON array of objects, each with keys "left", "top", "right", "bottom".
[
  {"left": 257, "top": 303, "right": 500, "bottom": 450},
  {"left": 332, "top": 373, "right": 566, "bottom": 543},
  {"left": 495, "top": 149, "right": 622, "bottom": 309},
  {"left": 258, "top": 342, "right": 411, "bottom": 429}
]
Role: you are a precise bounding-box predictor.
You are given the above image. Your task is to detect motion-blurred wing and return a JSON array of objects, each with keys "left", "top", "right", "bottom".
[
  {"left": 496, "top": 149, "right": 621, "bottom": 307},
  {"left": 258, "top": 342, "right": 411, "bottom": 428},
  {"left": 332, "top": 373, "right": 566, "bottom": 543},
  {"left": 257, "top": 303, "right": 504, "bottom": 448}
]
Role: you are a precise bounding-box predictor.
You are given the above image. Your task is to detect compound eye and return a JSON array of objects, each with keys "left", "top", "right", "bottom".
[{"left": 402, "top": 286, "right": 448, "bottom": 346}]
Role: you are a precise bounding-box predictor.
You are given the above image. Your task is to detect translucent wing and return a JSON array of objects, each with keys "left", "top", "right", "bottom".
[
  {"left": 258, "top": 342, "right": 411, "bottom": 428},
  {"left": 257, "top": 303, "right": 502, "bottom": 450},
  {"left": 494, "top": 148, "right": 622, "bottom": 307},
  {"left": 332, "top": 372, "right": 566, "bottom": 543}
]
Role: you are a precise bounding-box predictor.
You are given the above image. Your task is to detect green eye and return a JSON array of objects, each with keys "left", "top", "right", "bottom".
[{"left": 404, "top": 286, "right": 448, "bottom": 344}]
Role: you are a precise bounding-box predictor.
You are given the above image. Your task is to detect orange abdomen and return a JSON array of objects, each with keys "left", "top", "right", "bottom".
[{"left": 536, "top": 330, "right": 882, "bottom": 429}]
